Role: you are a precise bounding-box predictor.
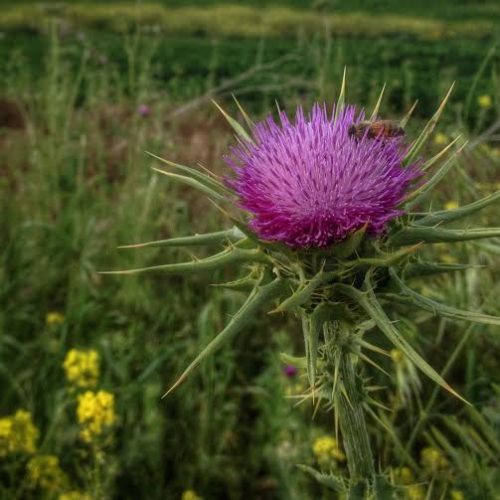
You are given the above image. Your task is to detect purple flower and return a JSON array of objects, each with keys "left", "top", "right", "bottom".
[
  {"left": 137, "top": 104, "right": 151, "bottom": 118},
  {"left": 225, "top": 104, "right": 420, "bottom": 248},
  {"left": 283, "top": 364, "right": 298, "bottom": 378}
]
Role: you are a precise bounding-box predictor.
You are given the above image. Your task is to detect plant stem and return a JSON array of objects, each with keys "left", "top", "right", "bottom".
[
  {"left": 337, "top": 349, "right": 375, "bottom": 482},
  {"left": 323, "top": 321, "right": 375, "bottom": 486}
]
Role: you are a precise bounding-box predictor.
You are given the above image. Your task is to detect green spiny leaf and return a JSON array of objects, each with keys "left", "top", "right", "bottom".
[
  {"left": 404, "top": 261, "right": 478, "bottom": 278},
  {"left": 270, "top": 271, "right": 335, "bottom": 314},
  {"left": 405, "top": 140, "right": 467, "bottom": 207},
  {"left": 211, "top": 272, "right": 262, "bottom": 291},
  {"left": 335, "top": 280, "right": 468, "bottom": 403},
  {"left": 335, "top": 67, "right": 347, "bottom": 119},
  {"left": 101, "top": 248, "right": 270, "bottom": 276},
  {"left": 232, "top": 94, "right": 255, "bottom": 130},
  {"left": 162, "top": 278, "right": 286, "bottom": 397},
  {"left": 421, "top": 134, "right": 463, "bottom": 172},
  {"left": 146, "top": 152, "right": 230, "bottom": 195},
  {"left": 415, "top": 190, "right": 500, "bottom": 226},
  {"left": 388, "top": 270, "right": 500, "bottom": 326},
  {"left": 369, "top": 83, "right": 386, "bottom": 121},
  {"left": 390, "top": 225, "right": 500, "bottom": 246},
  {"left": 301, "top": 312, "right": 321, "bottom": 389},
  {"left": 404, "top": 83, "right": 454, "bottom": 166},
  {"left": 212, "top": 99, "right": 254, "bottom": 143},
  {"left": 400, "top": 100, "right": 418, "bottom": 129},
  {"left": 344, "top": 244, "right": 421, "bottom": 269},
  {"left": 119, "top": 227, "right": 245, "bottom": 249},
  {"left": 331, "top": 224, "right": 367, "bottom": 259},
  {"left": 296, "top": 465, "right": 345, "bottom": 492},
  {"left": 151, "top": 167, "right": 228, "bottom": 202}
]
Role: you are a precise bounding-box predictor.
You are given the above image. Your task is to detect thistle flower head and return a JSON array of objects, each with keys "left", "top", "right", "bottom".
[{"left": 226, "top": 104, "right": 420, "bottom": 248}]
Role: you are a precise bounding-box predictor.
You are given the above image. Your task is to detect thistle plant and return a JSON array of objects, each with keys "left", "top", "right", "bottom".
[{"left": 105, "top": 76, "right": 500, "bottom": 497}]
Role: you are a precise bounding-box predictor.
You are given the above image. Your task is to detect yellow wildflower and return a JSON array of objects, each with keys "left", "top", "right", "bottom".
[
  {"left": 0, "top": 409, "right": 38, "bottom": 457},
  {"left": 26, "top": 455, "right": 68, "bottom": 492},
  {"left": 181, "top": 490, "right": 203, "bottom": 500},
  {"left": 390, "top": 349, "right": 404, "bottom": 364},
  {"left": 63, "top": 349, "right": 100, "bottom": 389},
  {"left": 77, "top": 390, "right": 116, "bottom": 443},
  {"left": 285, "top": 381, "right": 306, "bottom": 397},
  {"left": 46, "top": 312, "right": 65, "bottom": 327},
  {"left": 440, "top": 254, "right": 458, "bottom": 265},
  {"left": 59, "top": 491, "right": 92, "bottom": 500},
  {"left": 406, "top": 485, "right": 425, "bottom": 500},
  {"left": 434, "top": 133, "right": 448, "bottom": 146},
  {"left": 477, "top": 94, "right": 492, "bottom": 109},
  {"left": 450, "top": 490, "right": 465, "bottom": 500},
  {"left": 312, "top": 435, "right": 345, "bottom": 463},
  {"left": 444, "top": 201, "right": 459, "bottom": 211},
  {"left": 420, "top": 446, "right": 448, "bottom": 471},
  {"left": 393, "top": 466, "right": 414, "bottom": 485}
]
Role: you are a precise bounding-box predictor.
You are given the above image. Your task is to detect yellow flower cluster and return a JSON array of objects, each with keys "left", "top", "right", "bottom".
[
  {"left": 477, "top": 94, "right": 492, "bottom": 109},
  {"left": 284, "top": 381, "right": 306, "bottom": 397},
  {"left": 444, "top": 201, "right": 459, "bottom": 211},
  {"left": 392, "top": 466, "right": 414, "bottom": 485},
  {"left": 63, "top": 349, "right": 100, "bottom": 389},
  {"left": 406, "top": 485, "right": 425, "bottom": 500},
  {"left": 181, "top": 490, "right": 203, "bottom": 500},
  {"left": 312, "top": 435, "right": 345, "bottom": 464},
  {"left": 26, "top": 454, "right": 68, "bottom": 492},
  {"left": 450, "top": 490, "right": 465, "bottom": 500},
  {"left": 420, "top": 446, "right": 448, "bottom": 471},
  {"left": 434, "top": 132, "right": 449, "bottom": 146},
  {"left": 46, "top": 311, "right": 65, "bottom": 326},
  {"left": 390, "top": 349, "right": 404, "bottom": 364},
  {"left": 59, "top": 491, "right": 92, "bottom": 500},
  {"left": 77, "top": 390, "right": 116, "bottom": 443},
  {"left": 0, "top": 409, "right": 38, "bottom": 457}
]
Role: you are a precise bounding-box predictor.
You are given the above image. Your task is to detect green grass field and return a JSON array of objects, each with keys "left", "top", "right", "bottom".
[
  {"left": 3, "top": 0, "right": 500, "bottom": 21},
  {"left": 0, "top": 2, "right": 499, "bottom": 499}
]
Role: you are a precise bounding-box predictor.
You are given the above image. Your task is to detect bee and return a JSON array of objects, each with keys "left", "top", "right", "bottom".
[{"left": 348, "top": 120, "right": 405, "bottom": 141}]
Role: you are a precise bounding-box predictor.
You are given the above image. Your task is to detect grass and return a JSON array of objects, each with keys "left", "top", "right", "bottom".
[
  {"left": 3, "top": 0, "right": 500, "bottom": 22},
  {"left": 0, "top": 17, "right": 499, "bottom": 500},
  {"left": 1, "top": 3, "right": 498, "bottom": 40},
  {"left": 1, "top": 31, "right": 498, "bottom": 122}
]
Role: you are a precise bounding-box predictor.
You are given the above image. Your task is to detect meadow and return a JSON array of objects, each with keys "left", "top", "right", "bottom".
[{"left": 0, "top": 1, "right": 499, "bottom": 499}]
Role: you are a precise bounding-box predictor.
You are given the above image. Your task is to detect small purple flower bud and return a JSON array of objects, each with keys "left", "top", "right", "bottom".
[
  {"left": 137, "top": 104, "right": 151, "bottom": 118},
  {"left": 283, "top": 364, "right": 298, "bottom": 378}
]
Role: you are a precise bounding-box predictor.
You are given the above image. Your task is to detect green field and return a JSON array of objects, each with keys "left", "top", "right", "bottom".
[
  {"left": 3, "top": 0, "right": 500, "bottom": 21},
  {"left": 0, "top": 2, "right": 499, "bottom": 499}
]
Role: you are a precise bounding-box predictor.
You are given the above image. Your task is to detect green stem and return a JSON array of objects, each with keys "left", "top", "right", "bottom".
[
  {"left": 323, "top": 321, "right": 375, "bottom": 487},
  {"left": 337, "top": 349, "right": 375, "bottom": 482}
]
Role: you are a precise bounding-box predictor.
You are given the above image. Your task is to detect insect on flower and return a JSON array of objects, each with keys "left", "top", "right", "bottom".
[{"left": 348, "top": 119, "right": 405, "bottom": 141}]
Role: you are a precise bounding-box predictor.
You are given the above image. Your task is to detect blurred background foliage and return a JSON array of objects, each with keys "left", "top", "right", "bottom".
[{"left": 0, "top": 0, "right": 499, "bottom": 498}]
